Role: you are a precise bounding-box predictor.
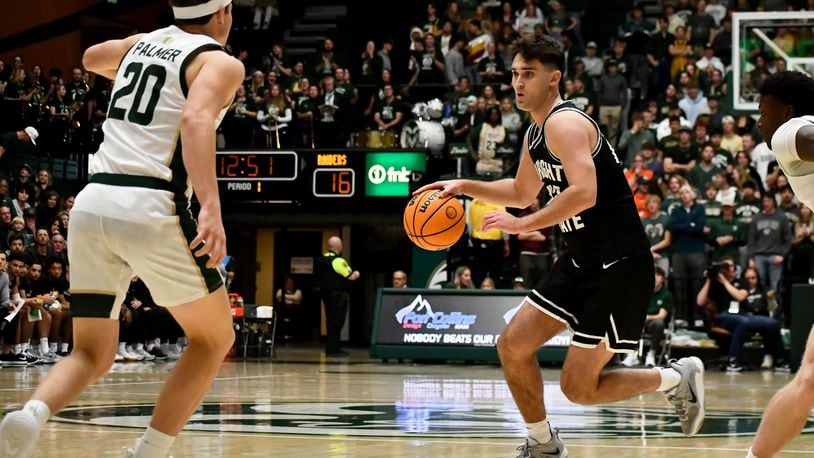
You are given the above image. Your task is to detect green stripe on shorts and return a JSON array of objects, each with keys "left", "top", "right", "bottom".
[
  {"left": 71, "top": 293, "right": 117, "bottom": 318},
  {"left": 177, "top": 210, "right": 224, "bottom": 294}
]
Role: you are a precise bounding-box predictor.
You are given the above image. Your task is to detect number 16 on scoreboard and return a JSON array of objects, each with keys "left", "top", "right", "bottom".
[{"left": 313, "top": 169, "right": 355, "bottom": 197}]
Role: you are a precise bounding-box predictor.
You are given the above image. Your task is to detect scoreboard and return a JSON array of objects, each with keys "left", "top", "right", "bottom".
[{"left": 216, "top": 150, "right": 427, "bottom": 208}]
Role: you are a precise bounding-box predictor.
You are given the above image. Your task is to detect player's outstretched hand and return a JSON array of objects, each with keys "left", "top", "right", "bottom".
[
  {"left": 482, "top": 211, "right": 524, "bottom": 234},
  {"left": 191, "top": 205, "right": 227, "bottom": 269},
  {"left": 413, "top": 179, "right": 467, "bottom": 198}
]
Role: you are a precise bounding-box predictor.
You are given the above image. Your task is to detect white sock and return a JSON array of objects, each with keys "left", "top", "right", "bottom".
[
  {"left": 23, "top": 400, "right": 51, "bottom": 428},
  {"left": 132, "top": 426, "right": 175, "bottom": 458},
  {"left": 40, "top": 338, "right": 49, "bottom": 354},
  {"left": 746, "top": 448, "right": 758, "bottom": 458},
  {"left": 13, "top": 344, "right": 22, "bottom": 354},
  {"left": 21, "top": 342, "right": 29, "bottom": 352},
  {"left": 145, "top": 342, "right": 155, "bottom": 351},
  {"left": 49, "top": 342, "right": 57, "bottom": 353},
  {"left": 59, "top": 343, "right": 68, "bottom": 352},
  {"left": 656, "top": 367, "right": 682, "bottom": 392},
  {"left": 526, "top": 418, "right": 552, "bottom": 445},
  {"left": 136, "top": 343, "right": 144, "bottom": 351},
  {"left": 118, "top": 342, "right": 126, "bottom": 352}
]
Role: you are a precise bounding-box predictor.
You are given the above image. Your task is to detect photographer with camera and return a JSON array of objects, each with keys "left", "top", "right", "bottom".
[{"left": 697, "top": 256, "right": 786, "bottom": 372}]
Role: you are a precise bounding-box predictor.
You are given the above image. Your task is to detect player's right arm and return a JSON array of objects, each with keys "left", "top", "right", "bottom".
[
  {"left": 413, "top": 130, "right": 543, "bottom": 208},
  {"left": 182, "top": 51, "right": 245, "bottom": 269},
  {"left": 772, "top": 118, "right": 814, "bottom": 162},
  {"left": 795, "top": 125, "right": 814, "bottom": 161},
  {"left": 82, "top": 34, "right": 145, "bottom": 80}
]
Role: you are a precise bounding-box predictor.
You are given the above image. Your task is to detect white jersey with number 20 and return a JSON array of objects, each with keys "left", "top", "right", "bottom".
[{"left": 83, "top": 25, "right": 225, "bottom": 221}]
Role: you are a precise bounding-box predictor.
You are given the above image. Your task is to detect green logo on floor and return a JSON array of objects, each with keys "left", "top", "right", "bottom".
[{"left": 51, "top": 402, "right": 814, "bottom": 438}]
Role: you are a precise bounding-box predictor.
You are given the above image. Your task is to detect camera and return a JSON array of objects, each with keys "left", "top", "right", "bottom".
[{"left": 706, "top": 261, "right": 731, "bottom": 279}]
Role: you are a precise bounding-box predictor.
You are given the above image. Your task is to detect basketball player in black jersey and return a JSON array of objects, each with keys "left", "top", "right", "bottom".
[{"left": 417, "top": 35, "right": 705, "bottom": 457}]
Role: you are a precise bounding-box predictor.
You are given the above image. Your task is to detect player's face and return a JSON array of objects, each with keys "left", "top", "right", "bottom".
[
  {"left": 9, "top": 260, "right": 25, "bottom": 278},
  {"left": 49, "top": 263, "right": 62, "bottom": 279},
  {"left": 758, "top": 95, "right": 793, "bottom": 150},
  {"left": 28, "top": 264, "right": 41, "bottom": 281},
  {"left": 511, "top": 55, "right": 559, "bottom": 113}
]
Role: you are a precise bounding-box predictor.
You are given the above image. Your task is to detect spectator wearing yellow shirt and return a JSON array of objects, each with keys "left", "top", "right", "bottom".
[
  {"left": 720, "top": 116, "right": 744, "bottom": 155},
  {"left": 468, "top": 198, "right": 509, "bottom": 285}
]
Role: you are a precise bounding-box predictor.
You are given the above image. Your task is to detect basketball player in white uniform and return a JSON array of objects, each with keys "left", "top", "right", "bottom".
[
  {"left": 0, "top": 1, "right": 244, "bottom": 456},
  {"left": 748, "top": 71, "right": 814, "bottom": 458}
]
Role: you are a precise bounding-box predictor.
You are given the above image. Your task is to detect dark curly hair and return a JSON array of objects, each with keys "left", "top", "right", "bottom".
[
  {"left": 759, "top": 71, "right": 814, "bottom": 117},
  {"left": 510, "top": 35, "right": 565, "bottom": 72}
]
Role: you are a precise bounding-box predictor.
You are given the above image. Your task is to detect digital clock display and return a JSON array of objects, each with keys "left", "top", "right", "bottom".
[
  {"left": 313, "top": 168, "right": 355, "bottom": 197},
  {"left": 216, "top": 151, "right": 297, "bottom": 181}
]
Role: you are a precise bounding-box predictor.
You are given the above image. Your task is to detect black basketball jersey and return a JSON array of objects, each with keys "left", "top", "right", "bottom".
[{"left": 527, "top": 100, "right": 649, "bottom": 262}]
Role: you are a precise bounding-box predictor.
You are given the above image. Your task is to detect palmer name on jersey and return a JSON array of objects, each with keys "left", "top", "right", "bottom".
[{"left": 130, "top": 41, "right": 185, "bottom": 63}]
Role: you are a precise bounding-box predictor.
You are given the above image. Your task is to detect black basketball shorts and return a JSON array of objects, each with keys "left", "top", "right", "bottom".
[{"left": 526, "top": 251, "right": 655, "bottom": 353}]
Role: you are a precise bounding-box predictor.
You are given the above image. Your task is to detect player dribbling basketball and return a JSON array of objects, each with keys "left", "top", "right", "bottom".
[{"left": 416, "top": 35, "right": 705, "bottom": 457}]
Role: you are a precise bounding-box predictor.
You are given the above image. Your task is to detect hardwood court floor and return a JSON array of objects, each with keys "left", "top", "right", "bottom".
[{"left": 1, "top": 347, "right": 813, "bottom": 457}]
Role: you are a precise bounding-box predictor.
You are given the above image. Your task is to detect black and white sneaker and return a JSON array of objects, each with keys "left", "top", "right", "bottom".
[
  {"left": 0, "top": 353, "right": 28, "bottom": 367},
  {"left": 774, "top": 359, "right": 791, "bottom": 373},
  {"left": 21, "top": 350, "right": 41, "bottom": 365},
  {"left": 148, "top": 347, "right": 169, "bottom": 361},
  {"left": 725, "top": 358, "right": 744, "bottom": 373}
]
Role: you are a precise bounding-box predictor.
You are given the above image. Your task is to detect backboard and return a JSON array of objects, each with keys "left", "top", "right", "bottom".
[{"left": 733, "top": 11, "right": 814, "bottom": 111}]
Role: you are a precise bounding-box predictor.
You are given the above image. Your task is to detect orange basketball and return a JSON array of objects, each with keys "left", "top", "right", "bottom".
[{"left": 404, "top": 189, "right": 466, "bottom": 251}]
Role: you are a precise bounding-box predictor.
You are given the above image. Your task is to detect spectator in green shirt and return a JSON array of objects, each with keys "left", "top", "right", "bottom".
[
  {"left": 688, "top": 144, "right": 722, "bottom": 194},
  {"left": 642, "top": 195, "right": 672, "bottom": 276},
  {"left": 623, "top": 267, "right": 673, "bottom": 367},
  {"left": 708, "top": 196, "right": 747, "bottom": 262}
]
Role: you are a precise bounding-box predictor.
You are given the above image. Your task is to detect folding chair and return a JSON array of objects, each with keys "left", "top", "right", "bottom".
[
  {"left": 242, "top": 305, "right": 277, "bottom": 360},
  {"left": 637, "top": 316, "right": 675, "bottom": 365}
]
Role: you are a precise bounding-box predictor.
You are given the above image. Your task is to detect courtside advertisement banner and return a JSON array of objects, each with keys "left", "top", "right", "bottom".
[{"left": 372, "top": 289, "right": 571, "bottom": 348}]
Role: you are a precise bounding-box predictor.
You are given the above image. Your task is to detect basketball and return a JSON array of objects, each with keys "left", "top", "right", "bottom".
[{"left": 403, "top": 189, "right": 465, "bottom": 251}]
